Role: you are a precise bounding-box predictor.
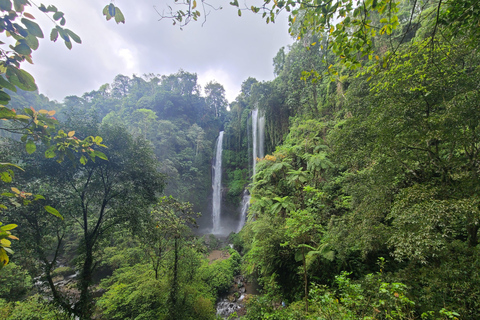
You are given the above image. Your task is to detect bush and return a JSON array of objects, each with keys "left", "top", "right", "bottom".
[
  {"left": 0, "top": 295, "right": 69, "bottom": 320},
  {"left": 0, "top": 263, "right": 32, "bottom": 301},
  {"left": 96, "top": 264, "right": 168, "bottom": 320}
]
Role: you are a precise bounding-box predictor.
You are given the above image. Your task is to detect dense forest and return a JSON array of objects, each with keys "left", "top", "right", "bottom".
[{"left": 1, "top": 0, "right": 480, "bottom": 319}]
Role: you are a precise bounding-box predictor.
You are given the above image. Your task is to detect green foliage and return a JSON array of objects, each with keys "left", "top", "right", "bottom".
[
  {"left": 102, "top": 3, "right": 125, "bottom": 24},
  {"left": 97, "top": 264, "right": 167, "bottom": 320},
  {"left": 0, "top": 262, "right": 32, "bottom": 301},
  {"left": 0, "top": 223, "right": 17, "bottom": 267},
  {"left": 200, "top": 249, "right": 241, "bottom": 297},
  {"left": 0, "top": 294, "right": 69, "bottom": 320}
]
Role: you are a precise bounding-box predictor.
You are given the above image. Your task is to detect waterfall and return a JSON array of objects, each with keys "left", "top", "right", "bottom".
[
  {"left": 258, "top": 112, "right": 265, "bottom": 160},
  {"left": 237, "top": 190, "right": 251, "bottom": 232},
  {"left": 212, "top": 131, "right": 224, "bottom": 233},
  {"left": 252, "top": 109, "right": 258, "bottom": 178},
  {"left": 236, "top": 109, "right": 265, "bottom": 233},
  {"left": 251, "top": 108, "right": 265, "bottom": 178}
]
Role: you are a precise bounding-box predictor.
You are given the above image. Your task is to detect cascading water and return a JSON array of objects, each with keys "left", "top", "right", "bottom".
[
  {"left": 258, "top": 112, "right": 265, "bottom": 161},
  {"left": 237, "top": 190, "right": 251, "bottom": 232},
  {"left": 252, "top": 109, "right": 258, "bottom": 178},
  {"left": 212, "top": 131, "right": 224, "bottom": 233},
  {"left": 236, "top": 109, "right": 265, "bottom": 233},
  {"left": 251, "top": 108, "right": 265, "bottom": 178}
]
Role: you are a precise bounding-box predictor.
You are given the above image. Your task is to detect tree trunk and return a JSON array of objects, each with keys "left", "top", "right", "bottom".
[{"left": 76, "top": 237, "right": 94, "bottom": 320}]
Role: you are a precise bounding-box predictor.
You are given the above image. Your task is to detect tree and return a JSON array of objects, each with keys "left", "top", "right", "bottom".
[
  {"left": 0, "top": 0, "right": 126, "bottom": 268},
  {"left": 0, "top": 105, "right": 107, "bottom": 268},
  {"left": 204, "top": 81, "right": 227, "bottom": 119},
  {"left": 6, "top": 124, "right": 165, "bottom": 319},
  {"left": 147, "top": 196, "right": 199, "bottom": 319}
]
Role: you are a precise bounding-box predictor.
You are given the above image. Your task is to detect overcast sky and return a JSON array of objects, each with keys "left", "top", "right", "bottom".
[{"left": 23, "top": 0, "right": 293, "bottom": 102}]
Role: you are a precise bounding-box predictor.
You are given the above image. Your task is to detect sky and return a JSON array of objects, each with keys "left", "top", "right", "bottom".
[{"left": 23, "top": 0, "right": 293, "bottom": 102}]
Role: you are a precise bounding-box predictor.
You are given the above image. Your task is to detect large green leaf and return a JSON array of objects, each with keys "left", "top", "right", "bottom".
[
  {"left": 50, "top": 28, "right": 59, "bottom": 41},
  {"left": 1, "top": 224, "right": 17, "bottom": 231},
  {"left": 65, "top": 29, "right": 81, "bottom": 43},
  {"left": 0, "top": 76, "right": 17, "bottom": 92},
  {"left": 0, "top": 106, "right": 16, "bottom": 119},
  {"left": 24, "top": 33, "right": 39, "bottom": 50},
  {"left": 0, "top": 0, "right": 12, "bottom": 11},
  {"left": 0, "top": 91, "right": 11, "bottom": 104},
  {"left": 45, "top": 205, "right": 63, "bottom": 220},
  {"left": 0, "top": 171, "right": 12, "bottom": 183},
  {"left": 21, "top": 18, "right": 44, "bottom": 38},
  {"left": 25, "top": 140, "right": 36, "bottom": 154},
  {"left": 114, "top": 7, "right": 125, "bottom": 24},
  {"left": 7, "top": 67, "right": 37, "bottom": 91},
  {"left": 13, "top": 42, "right": 32, "bottom": 55},
  {"left": 93, "top": 150, "right": 108, "bottom": 161}
]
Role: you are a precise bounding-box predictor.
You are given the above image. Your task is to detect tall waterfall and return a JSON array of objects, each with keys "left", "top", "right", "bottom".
[
  {"left": 237, "top": 109, "right": 265, "bottom": 232},
  {"left": 252, "top": 108, "right": 265, "bottom": 178},
  {"left": 237, "top": 190, "right": 251, "bottom": 232},
  {"left": 212, "top": 131, "right": 224, "bottom": 233}
]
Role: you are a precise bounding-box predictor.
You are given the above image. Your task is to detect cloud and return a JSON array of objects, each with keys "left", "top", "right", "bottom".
[
  {"left": 198, "top": 68, "right": 237, "bottom": 102},
  {"left": 117, "top": 48, "right": 138, "bottom": 72},
  {"left": 21, "top": 0, "right": 293, "bottom": 102}
]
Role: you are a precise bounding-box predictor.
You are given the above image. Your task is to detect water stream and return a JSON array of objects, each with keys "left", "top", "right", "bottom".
[
  {"left": 251, "top": 109, "right": 265, "bottom": 178},
  {"left": 237, "top": 190, "right": 251, "bottom": 232},
  {"left": 212, "top": 131, "right": 224, "bottom": 233}
]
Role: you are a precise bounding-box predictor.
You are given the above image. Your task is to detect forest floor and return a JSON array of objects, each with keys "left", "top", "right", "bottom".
[{"left": 207, "top": 250, "right": 231, "bottom": 264}]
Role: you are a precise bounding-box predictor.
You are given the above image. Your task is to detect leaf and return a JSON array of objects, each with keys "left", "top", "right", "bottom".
[
  {"left": 294, "top": 250, "right": 303, "bottom": 262},
  {"left": 0, "top": 0, "right": 12, "bottom": 11},
  {"left": 114, "top": 7, "right": 125, "bottom": 24},
  {"left": 50, "top": 28, "right": 59, "bottom": 41},
  {"left": 0, "top": 76, "right": 17, "bottom": 91},
  {"left": 53, "top": 11, "right": 63, "bottom": 21},
  {"left": 21, "top": 18, "right": 44, "bottom": 38},
  {"left": 11, "top": 187, "right": 20, "bottom": 194},
  {"left": 13, "top": 0, "right": 26, "bottom": 11},
  {"left": 67, "top": 130, "right": 75, "bottom": 137},
  {"left": 0, "top": 91, "right": 11, "bottom": 104},
  {"left": 45, "top": 146, "right": 56, "bottom": 158},
  {"left": 24, "top": 33, "right": 39, "bottom": 50},
  {"left": 26, "top": 140, "right": 36, "bottom": 154},
  {"left": 15, "top": 68, "right": 37, "bottom": 91},
  {"left": 7, "top": 67, "right": 37, "bottom": 91},
  {"left": 44, "top": 205, "right": 63, "bottom": 220},
  {"left": 0, "top": 106, "right": 16, "bottom": 119},
  {"left": 102, "top": 4, "right": 112, "bottom": 20},
  {"left": 0, "top": 248, "right": 9, "bottom": 266},
  {"left": 23, "top": 12, "right": 35, "bottom": 19},
  {"left": 65, "top": 29, "right": 81, "bottom": 44},
  {"left": 1, "top": 224, "right": 17, "bottom": 231},
  {"left": 108, "top": 3, "right": 116, "bottom": 17},
  {"left": 0, "top": 171, "right": 12, "bottom": 183},
  {"left": 93, "top": 151, "right": 108, "bottom": 161},
  {"left": 14, "top": 42, "right": 32, "bottom": 55},
  {"left": 0, "top": 162, "right": 23, "bottom": 171}
]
